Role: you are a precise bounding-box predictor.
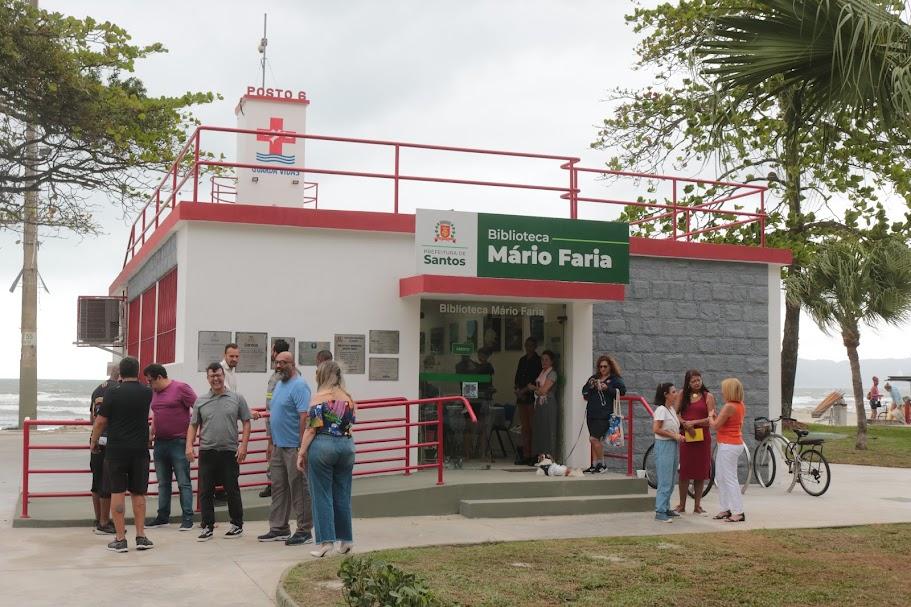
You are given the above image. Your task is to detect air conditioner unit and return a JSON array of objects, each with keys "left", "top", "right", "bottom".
[{"left": 77, "top": 296, "right": 123, "bottom": 346}]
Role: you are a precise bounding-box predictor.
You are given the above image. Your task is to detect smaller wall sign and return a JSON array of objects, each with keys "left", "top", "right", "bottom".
[
  {"left": 235, "top": 332, "right": 268, "bottom": 373},
  {"left": 369, "top": 357, "right": 399, "bottom": 381},
  {"left": 299, "top": 341, "right": 331, "bottom": 366},
  {"left": 197, "top": 330, "right": 232, "bottom": 372},
  {"left": 369, "top": 330, "right": 400, "bottom": 354},
  {"left": 334, "top": 334, "right": 366, "bottom": 375}
]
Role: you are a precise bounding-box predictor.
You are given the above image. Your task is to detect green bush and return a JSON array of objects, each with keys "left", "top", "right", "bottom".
[{"left": 338, "top": 555, "right": 449, "bottom": 607}]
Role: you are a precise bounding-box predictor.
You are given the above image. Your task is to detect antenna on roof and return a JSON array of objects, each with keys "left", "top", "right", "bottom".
[{"left": 257, "top": 13, "right": 268, "bottom": 89}]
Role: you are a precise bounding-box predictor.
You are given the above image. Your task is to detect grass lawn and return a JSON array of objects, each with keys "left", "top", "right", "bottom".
[
  {"left": 790, "top": 423, "right": 911, "bottom": 468},
  {"left": 283, "top": 524, "right": 911, "bottom": 606}
]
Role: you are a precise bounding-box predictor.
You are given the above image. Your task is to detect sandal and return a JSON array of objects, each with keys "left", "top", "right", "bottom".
[
  {"left": 712, "top": 511, "right": 731, "bottom": 520},
  {"left": 693, "top": 506, "right": 706, "bottom": 515},
  {"left": 672, "top": 505, "right": 685, "bottom": 513},
  {"left": 724, "top": 513, "right": 746, "bottom": 523}
]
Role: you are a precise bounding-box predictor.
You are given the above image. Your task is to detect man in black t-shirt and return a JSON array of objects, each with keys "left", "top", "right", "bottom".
[
  {"left": 90, "top": 357, "right": 154, "bottom": 553},
  {"left": 89, "top": 363, "right": 119, "bottom": 535}
]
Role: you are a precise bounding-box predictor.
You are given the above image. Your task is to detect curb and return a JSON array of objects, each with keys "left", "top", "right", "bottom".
[{"left": 275, "top": 565, "right": 300, "bottom": 607}]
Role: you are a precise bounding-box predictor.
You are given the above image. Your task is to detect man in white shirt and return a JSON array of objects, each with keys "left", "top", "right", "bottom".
[{"left": 220, "top": 343, "right": 240, "bottom": 392}]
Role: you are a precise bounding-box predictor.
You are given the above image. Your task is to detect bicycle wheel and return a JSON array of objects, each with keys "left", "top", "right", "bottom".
[
  {"left": 752, "top": 442, "right": 776, "bottom": 487},
  {"left": 798, "top": 448, "right": 831, "bottom": 496},
  {"left": 642, "top": 443, "right": 657, "bottom": 490}
]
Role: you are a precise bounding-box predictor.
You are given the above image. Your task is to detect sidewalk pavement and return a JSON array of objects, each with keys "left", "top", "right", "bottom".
[{"left": 2, "top": 431, "right": 911, "bottom": 606}]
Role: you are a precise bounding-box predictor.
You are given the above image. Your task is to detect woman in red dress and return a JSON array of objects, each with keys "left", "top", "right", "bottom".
[{"left": 674, "top": 369, "right": 716, "bottom": 514}]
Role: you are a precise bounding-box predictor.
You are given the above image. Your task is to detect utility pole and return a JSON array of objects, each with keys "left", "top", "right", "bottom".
[
  {"left": 18, "top": 0, "right": 39, "bottom": 428},
  {"left": 258, "top": 13, "right": 268, "bottom": 89}
]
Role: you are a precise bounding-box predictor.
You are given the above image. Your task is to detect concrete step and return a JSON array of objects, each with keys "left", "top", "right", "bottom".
[{"left": 459, "top": 494, "right": 655, "bottom": 518}]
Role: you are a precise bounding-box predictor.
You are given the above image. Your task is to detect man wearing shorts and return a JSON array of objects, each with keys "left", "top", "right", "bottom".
[
  {"left": 90, "top": 357, "right": 154, "bottom": 553},
  {"left": 89, "top": 363, "right": 119, "bottom": 535}
]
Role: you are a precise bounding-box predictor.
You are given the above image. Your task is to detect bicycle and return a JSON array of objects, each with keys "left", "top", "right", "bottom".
[{"left": 751, "top": 416, "right": 831, "bottom": 496}]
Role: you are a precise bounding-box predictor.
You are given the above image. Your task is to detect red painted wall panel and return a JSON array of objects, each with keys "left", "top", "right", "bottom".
[
  {"left": 156, "top": 268, "right": 177, "bottom": 364},
  {"left": 127, "top": 297, "right": 141, "bottom": 358},
  {"left": 139, "top": 286, "right": 157, "bottom": 376}
]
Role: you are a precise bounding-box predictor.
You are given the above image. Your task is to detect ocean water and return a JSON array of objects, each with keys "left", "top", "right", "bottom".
[{"left": 0, "top": 378, "right": 100, "bottom": 430}]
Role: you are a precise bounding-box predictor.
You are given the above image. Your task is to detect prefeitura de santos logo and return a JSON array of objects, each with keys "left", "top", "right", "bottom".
[{"left": 434, "top": 220, "right": 456, "bottom": 243}]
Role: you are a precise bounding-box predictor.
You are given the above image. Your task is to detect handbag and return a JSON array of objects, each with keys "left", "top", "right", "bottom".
[{"left": 604, "top": 390, "right": 625, "bottom": 449}]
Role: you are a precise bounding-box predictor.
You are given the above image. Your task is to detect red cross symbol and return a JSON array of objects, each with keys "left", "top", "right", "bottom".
[{"left": 256, "top": 117, "right": 296, "bottom": 154}]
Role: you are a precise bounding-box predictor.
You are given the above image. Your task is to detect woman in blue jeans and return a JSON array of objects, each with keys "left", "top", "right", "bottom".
[
  {"left": 652, "top": 383, "right": 684, "bottom": 522},
  {"left": 297, "top": 360, "right": 356, "bottom": 558}
]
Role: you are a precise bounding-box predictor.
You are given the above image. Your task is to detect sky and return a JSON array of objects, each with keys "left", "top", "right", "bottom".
[{"left": 0, "top": 0, "right": 909, "bottom": 380}]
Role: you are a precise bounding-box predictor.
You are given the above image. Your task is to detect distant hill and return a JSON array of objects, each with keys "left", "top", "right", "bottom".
[{"left": 795, "top": 358, "right": 911, "bottom": 389}]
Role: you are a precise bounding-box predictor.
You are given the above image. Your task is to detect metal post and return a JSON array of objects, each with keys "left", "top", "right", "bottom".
[
  {"left": 21, "top": 418, "right": 31, "bottom": 518},
  {"left": 436, "top": 402, "right": 445, "bottom": 485},
  {"left": 760, "top": 189, "right": 766, "bottom": 247},
  {"left": 626, "top": 399, "right": 634, "bottom": 476},
  {"left": 193, "top": 130, "right": 200, "bottom": 202},
  {"left": 404, "top": 401, "right": 411, "bottom": 476},
  {"left": 393, "top": 145, "right": 400, "bottom": 214},
  {"left": 672, "top": 178, "right": 678, "bottom": 241}
]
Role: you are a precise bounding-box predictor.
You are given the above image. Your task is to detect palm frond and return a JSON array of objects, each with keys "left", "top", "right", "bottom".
[{"left": 698, "top": 0, "right": 911, "bottom": 124}]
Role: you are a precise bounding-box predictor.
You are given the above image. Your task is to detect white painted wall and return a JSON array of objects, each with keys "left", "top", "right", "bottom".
[
  {"left": 768, "top": 265, "right": 783, "bottom": 421},
  {"left": 565, "top": 301, "right": 594, "bottom": 469}
]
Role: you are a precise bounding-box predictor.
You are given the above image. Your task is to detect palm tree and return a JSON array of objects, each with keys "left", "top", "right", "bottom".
[
  {"left": 698, "top": 0, "right": 911, "bottom": 125},
  {"left": 786, "top": 238, "right": 911, "bottom": 448}
]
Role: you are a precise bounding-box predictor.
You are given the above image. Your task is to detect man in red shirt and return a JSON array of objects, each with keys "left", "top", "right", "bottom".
[{"left": 144, "top": 364, "right": 197, "bottom": 530}]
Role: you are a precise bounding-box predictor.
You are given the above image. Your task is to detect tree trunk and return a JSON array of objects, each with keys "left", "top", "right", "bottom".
[
  {"left": 780, "top": 293, "right": 800, "bottom": 418},
  {"left": 842, "top": 326, "right": 867, "bottom": 449},
  {"left": 779, "top": 91, "right": 804, "bottom": 419}
]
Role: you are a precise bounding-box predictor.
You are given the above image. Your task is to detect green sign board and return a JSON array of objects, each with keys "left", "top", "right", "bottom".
[
  {"left": 477, "top": 213, "right": 628, "bottom": 283},
  {"left": 450, "top": 342, "right": 475, "bottom": 355},
  {"left": 415, "top": 210, "right": 629, "bottom": 284}
]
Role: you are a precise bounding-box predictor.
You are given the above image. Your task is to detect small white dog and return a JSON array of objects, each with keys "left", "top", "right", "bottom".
[{"left": 535, "top": 454, "right": 582, "bottom": 477}]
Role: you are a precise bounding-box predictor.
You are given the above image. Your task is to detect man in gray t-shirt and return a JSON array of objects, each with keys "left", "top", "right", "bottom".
[{"left": 186, "top": 363, "right": 252, "bottom": 540}]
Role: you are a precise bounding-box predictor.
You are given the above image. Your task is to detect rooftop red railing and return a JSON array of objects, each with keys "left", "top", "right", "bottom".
[
  {"left": 18, "top": 395, "right": 476, "bottom": 519},
  {"left": 122, "top": 126, "right": 768, "bottom": 267}
]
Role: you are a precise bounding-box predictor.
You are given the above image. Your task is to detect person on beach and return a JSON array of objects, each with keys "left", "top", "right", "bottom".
[
  {"left": 581, "top": 355, "right": 626, "bottom": 474},
  {"left": 868, "top": 376, "right": 882, "bottom": 421},
  {"left": 89, "top": 363, "right": 119, "bottom": 535},
  {"left": 89, "top": 357, "right": 154, "bottom": 553},
  {"left": 186, "top": 363, "right": 251, "bottom": 541},
  {"left": 675, "top": 369, "right": 716, "bottom": 514},
  {"left": 220, "top": 343, "right": 240, "bottom": 393},
  {"left": 709, "top": 377, "right": 747, "bottom": 523},
  {"left": 297, "top": 360, "right": 357, "bottom": 558},
  {"left": 144, "top": 363, "right": 197, "bottom": 531},
  {"left": 513, "top": 337, "right": 542, "bottom": 465},
  {"left": 257, "top": 351, "right": 314, "bottom": 546},
  {"left": 652, "top": 382, "right": 683, "bottom": 522}
]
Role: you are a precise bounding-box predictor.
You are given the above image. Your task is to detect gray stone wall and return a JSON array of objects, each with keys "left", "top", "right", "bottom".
[
  {"left": 593, "top": 256, "right": 770, "bottom": 473},
  {"left": 127, "top": 234, "right": 177, "bottom": 298}
]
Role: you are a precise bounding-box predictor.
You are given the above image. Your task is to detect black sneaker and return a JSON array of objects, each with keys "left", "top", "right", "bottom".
[
  {"left": 225, "top": 524, "right": 243, "bottom": 538},
  {"left": 596, "top": 463, "right": 608, "bottom": 473},
  {"left": 258, "top": 485, "right": 272, "bottom": 498},
  {"left": 94, "top": 522, "right": 116, "bottom": 535},
  {"left": 197, "top": 527, "right": 214, "bottom": 542},
  {"left": 106, "top": 538, "right": 128, "bottom": 553},
  {"left": 257, "top": 529, "right": 291, "bottom": 542},
  {"left": 582, "top": 465, "right": 599, "bottom": 474},
  {"left": 178, "top": 520, "right": 194, "bottom": 532},
  {"left": 135, "top": 536, "right": 154, "bottom": 551},
  {"left": 285, "top": 531, "right": 312, "bottom": 546},
  {"left": 145, "top": 517, "right": 169, "bottom": 528}
]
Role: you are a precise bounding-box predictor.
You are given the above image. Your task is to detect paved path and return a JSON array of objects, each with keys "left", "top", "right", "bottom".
[{"left": 2, "top": 430, "right": 911, "bottom": 606}]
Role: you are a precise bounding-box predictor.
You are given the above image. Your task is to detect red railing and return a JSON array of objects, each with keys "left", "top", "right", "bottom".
[
  {"left": 594, "top": 394, "right": 655, "bottom": 476},
  {"left": 122, "top": 126, "right": 768, "bottom": 267},
  {"left": 210, "top": 175, "right": 319, "bottom": 207},
  {"left": 18, "top": 395, "right": 476, "bottom": 518}
]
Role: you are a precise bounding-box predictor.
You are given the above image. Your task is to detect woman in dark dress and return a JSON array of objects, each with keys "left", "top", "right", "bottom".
[{"left": 675, "top": 369, "right": 716, "bottom": 514}]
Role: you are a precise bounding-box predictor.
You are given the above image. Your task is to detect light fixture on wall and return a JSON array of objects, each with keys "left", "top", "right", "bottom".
[
  {"left": 251, "top": 176, "right": 259, "bottom": 183},
  {"left": 291, "top": 179, "right": 300, "bottom": 185}
]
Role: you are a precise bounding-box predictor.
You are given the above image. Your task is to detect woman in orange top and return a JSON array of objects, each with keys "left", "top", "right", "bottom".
[{"left": 709, "top": 377, "right": 746, "bottom": 522}]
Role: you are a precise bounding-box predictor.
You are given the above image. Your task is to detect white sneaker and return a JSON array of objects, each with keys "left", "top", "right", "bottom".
[{"left": 310, "top": 543, "right": 333, "bottom": 558}]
